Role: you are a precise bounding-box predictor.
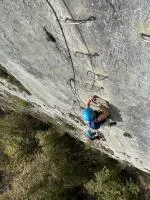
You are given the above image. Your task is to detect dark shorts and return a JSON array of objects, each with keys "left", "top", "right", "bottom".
[
  {"left": 94, "top": 110, "right": 107, "bottom": 124},
  {"left": 89, "top": 111, "right": 107, "bottom": 130}
]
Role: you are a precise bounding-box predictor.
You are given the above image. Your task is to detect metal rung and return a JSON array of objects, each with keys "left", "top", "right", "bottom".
[
  {"left": 75, "top": 51, "right": 99, "bottom": 58},
  {"left": 141, "top": 33, "right": 150, "bottom": 43},
  {"left": 65, "top": 16, "right": 96, "bottom": 25}
]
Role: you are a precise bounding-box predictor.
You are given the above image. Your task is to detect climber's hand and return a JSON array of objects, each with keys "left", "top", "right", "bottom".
[
  {"left": 85, "top": 95, "right": 99, "bottom": 107},
  {"left": 90, "top": 95, "right": 99, "bottom": 102}
]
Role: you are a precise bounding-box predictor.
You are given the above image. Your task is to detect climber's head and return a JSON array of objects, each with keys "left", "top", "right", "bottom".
[{"left": 82, "top": 108, "right": 94, "bottom": 124}]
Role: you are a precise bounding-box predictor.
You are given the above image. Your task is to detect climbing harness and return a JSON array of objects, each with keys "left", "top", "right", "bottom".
[
  {"left": 65, "top": 16, "right": 96, "bottom": 25},
  {"left": 141, "top": 33, "right": 150, "bottom": 43}
]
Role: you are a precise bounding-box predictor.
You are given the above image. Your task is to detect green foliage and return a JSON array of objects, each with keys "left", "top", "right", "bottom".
[
  {"left": 85, "top": 166, "right": 140, "bottom": 200},
  {"left": 0, "top": 64, "right": 31, "bottom": 95},
  {"left": 0, "top": 109, "right": 96, "bottom": 199},
  {"left": 0, "top": 107, "right": 144, "bottom": 200},
  {"left": 37, "top": 130, "right": 90, "bottom": 183},
  {"left": 123, "top": 132, "right": 132, "bottom": 138},
  {"left": 11, "top": 96, "right": 30, "bottom": 111},
  {"left": 0, "top": 112, "right": 49, "bottom": 168},
  {"left": 1, "top": 130, "right": 93, "bottom": 200}
]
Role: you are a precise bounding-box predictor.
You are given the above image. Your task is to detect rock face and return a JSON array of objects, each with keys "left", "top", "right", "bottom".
[{"left": 0, "top": 0, "right": 150, "bottom": 173}]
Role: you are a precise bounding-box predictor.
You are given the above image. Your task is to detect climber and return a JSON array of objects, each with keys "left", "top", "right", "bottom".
[{"left": 82, "top": 95, "right": 110, "bottom": 140}]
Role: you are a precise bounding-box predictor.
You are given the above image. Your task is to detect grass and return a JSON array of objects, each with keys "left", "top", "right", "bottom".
[
  {"left": 85, "top": 166, "right": 140, "bottom": 200},
  {"left": 11, "top": 96, "right": 30, "bottom": 110},
  {"left": 0, "top": 115, "right": 101, "bottom": 199},
  {"left": 0, "top": 111, "right": 142, "bottom": 200},
  {"left": 0, "top": 64, "right": 31, "bottom": 95},
  {"left": 0, "top": 92, "right": 33, "bottom": 114},
  {"left": 0, "top": 99, "right": 149, "bottom": 199}
]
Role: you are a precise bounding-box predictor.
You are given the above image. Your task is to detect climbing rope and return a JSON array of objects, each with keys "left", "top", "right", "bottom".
[
  {"left": 45, "top": 0, "right": 104, "bottom": 112},
  {"left": 62, "top": 0, "right": 97, "bottom": 90},
  {"left": 65, "top": 16, "right": 96, "bottom": 25},
  {"left": 45, "top": 0, "right": 81, "bottom": 103},
  {"left": 43, "top": 26, "right": 72, "bottom": 64},
  {"left": 67, "top": 78, "right": 80, "bottom": 102}
]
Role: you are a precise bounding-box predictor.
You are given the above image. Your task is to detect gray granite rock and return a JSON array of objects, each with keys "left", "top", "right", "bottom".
[{"left": 0, "top": 0, "right": 150, "bottom": 172}]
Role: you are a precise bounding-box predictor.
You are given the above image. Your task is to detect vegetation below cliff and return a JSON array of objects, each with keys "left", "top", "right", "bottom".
[{"left": 0, "top": 96, "right": 149, "bottom": 200}]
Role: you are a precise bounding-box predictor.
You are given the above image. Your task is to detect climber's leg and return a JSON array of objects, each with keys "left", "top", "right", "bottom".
[{"left": 97, "top": 105, "right": 110, "bottom": 123}]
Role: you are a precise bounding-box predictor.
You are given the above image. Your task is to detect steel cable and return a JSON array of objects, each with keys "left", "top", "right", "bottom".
[
  {"left": 45, "top": 0, "right": 81, "bottom": 103},
  {"left": 62, "top": 0, "right": 96, "bottom": 89}
]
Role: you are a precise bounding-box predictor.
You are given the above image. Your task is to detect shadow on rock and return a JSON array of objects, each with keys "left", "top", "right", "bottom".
[{"left": 109, "top": 104, "right": 123, "bottom": 122}]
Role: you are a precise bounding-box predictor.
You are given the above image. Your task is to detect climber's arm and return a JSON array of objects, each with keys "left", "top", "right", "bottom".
[
  {"left": 85, "top": 97, "right": 93, "bottom": 108},
  {"left": 84, "top": 95, "right": 99, "bottom": 108}
]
